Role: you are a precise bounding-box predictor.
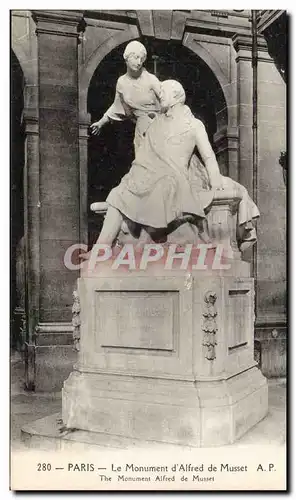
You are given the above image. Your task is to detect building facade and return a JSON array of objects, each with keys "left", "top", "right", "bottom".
[{"left": 11, "top": 9, "right": 287, "bottom": 390}]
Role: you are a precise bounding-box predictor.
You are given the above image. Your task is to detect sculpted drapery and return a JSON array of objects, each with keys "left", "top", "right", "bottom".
[
  {"left": 106, "top": 80, "right": 259, "bottom": 247},
  {"left": 86, "top": 47, "right": 260, "bottom": 254},
  {"left": 104, "top": 68, "right": 161, "bottom": 152}
]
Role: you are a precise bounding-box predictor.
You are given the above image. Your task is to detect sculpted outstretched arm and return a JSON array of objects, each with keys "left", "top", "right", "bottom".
[
  {"left": 90, "top": 78, "right": 127, "bottom": 135},
  {"left": 104, "top": 80, "right": 128, "bottom": 122},
  {"left": 194, "top": 120, "right": 223, "bottom": 189}
]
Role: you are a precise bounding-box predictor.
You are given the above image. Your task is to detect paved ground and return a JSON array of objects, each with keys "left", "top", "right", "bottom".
[
  {"left": 10, "top": 351, "right": 61, "bottom": 450},
  {"left": 10, "top": 351, "right": 286, "bottom": 450}
]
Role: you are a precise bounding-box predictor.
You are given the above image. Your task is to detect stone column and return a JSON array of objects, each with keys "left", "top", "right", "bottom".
[
  {"left": 32, "top": 10, "right": 83, "bottom": 324},
  {"left": 255, "top": 43, "right": 287, "bottom": 377},
  {"left": 28, "top": 11, "right": 84, "bottom": 390},
  {"left": 233, "top": 32, "right": 287, "bottom": 376},
  {"left": 22, "top": 85, "right": 41, "bottom": 390},
  {"left": 232, "top": 34, "right": 253, "bottom": 194},
  {"left": 23, "top": 94, "right": 40, "bottom": 339},
  {"left": 78, "top": 112, "right": 91, "bottom": 246}
]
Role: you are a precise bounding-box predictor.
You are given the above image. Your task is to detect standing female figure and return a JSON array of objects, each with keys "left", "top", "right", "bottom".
[{"left": 90, "top": 40, "right": 162, "bottom": 153}]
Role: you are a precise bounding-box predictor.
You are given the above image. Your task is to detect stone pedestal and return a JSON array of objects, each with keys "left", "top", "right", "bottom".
[
  {"left": 62, "top": 268, "right": 267, "bottom": 447},
  {"left": 63, "top": 193, "right": 268, "bottom": 447}
]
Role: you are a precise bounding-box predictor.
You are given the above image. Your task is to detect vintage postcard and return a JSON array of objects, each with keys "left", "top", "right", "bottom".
[{"left": 10, "top": 8, "right": 287, "bottom": 491}]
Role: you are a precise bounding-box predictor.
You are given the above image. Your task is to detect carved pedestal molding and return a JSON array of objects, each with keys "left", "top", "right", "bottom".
[
  {"left": 72, "top": 290, "right": 81, "bottom": 352},
  {"left": 202, "top": 291, "right": 218, "bottom": 361},
  {"left": 207, "top": 190, "right": 241, "bottom": 257}
]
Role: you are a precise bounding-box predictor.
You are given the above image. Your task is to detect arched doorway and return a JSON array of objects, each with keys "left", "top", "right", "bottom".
[
  {"left": 11, "top": 50, "right": 25, "bottom": 350},
  {"left": 87, "top": 38, "right": 228, "bottom": 245}
]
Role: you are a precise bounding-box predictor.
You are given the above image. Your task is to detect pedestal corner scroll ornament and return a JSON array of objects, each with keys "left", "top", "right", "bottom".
[
  {"left": 202, "top": 291, "right": 218, "bottom": 360},
  {"left": 72, "top": 289, "right": 81, "bottom": 352}
]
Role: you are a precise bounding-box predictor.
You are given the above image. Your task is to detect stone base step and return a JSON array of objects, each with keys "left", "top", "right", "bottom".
[{"left": 21, "top": 412, "right": 198, "bottom": 452}]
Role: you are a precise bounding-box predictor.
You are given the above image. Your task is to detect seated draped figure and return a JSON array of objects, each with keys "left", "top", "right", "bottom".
[{"left": 82, "top": 80, "right": 259, "bottom": 259}]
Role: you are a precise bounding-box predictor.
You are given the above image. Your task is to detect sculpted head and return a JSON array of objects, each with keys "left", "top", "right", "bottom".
[
  {"left": 123, "top": 41, "right": 147, "bottom": 72},
  {"left": 160, "top": 80, "right": 186, "bottom": 111}
]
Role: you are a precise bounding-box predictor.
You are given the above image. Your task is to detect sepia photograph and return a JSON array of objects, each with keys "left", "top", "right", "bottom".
[{"left": 10, "top": 7, "right": 287, "bottom": 491}]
